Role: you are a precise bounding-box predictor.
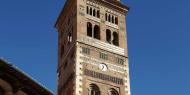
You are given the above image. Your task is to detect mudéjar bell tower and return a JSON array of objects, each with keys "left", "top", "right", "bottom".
[{"left": 55, "top": 0, "right": 130, "bottom": 95}]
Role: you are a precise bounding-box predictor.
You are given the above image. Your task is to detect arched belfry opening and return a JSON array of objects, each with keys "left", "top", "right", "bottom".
[
  {"left": 106, "top": 29, "right": 112, "bottom": 44},
  {"left": 88, "top": 84, "right": 101, "bottom": 95},
  {"left": 87, "top": 22, "right": 93, "bottom": 37},
  {"left": 94, "top": 25, "right": 100, "bottom": 40},
  {"left": 109, "top": 88, "right": 119, "bottom": 95},
  {"left": 113, "top": 32, "right": 119, "bottom": 46}
]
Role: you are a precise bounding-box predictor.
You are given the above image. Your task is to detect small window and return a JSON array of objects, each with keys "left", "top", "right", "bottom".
[
  {"left": 97, "top": 10, "right": 100, "bottom": 18},
  {"left": 82, "top": 47, "right": 90, "bottom": 55},
  {"left": 93, "top": 9, "right": 96, "bottom": 16},
  {"left": 112, "top": 16, "right": 114, "bottom": 23},
  {"left": 87, "top": 6, "right": 89, "bottom": 14},
  {"left": 90, "top": 7, "right": 92, "bottom": 15},
  {"left": 108, "top": 14, "right": 111, "bottom": 22},
  {"left": 117, "top": 58, "right": 124, "bottom": 65},
  {"left": 115, "top": 17, "right": 118, "bottom": 25},
  {"left": 68, "top": 32, "right": 72, "bottom": 43},
  {"left": 100, "top": 52, "right": 108, "bottom": 60},
  {"left": 105, "top": 13, "right": 108, "bottom": 21}
]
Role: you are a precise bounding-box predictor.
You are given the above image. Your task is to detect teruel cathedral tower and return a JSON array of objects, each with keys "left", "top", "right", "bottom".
[{"left": 55, "top": 0, "right": 130, "bottom": 95}]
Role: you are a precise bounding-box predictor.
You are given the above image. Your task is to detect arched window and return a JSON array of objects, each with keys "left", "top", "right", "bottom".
[
  {"left": 97, "top": 10, "right": 100, "bottom": 18},
  {"left": 87, "top": 6, "right": 89, "bottom": 14},
  {"left": 109, "top": 88, "right": 119, "bottom": 95},
  {"left": 108, "top": 14, "right": 111, "bottom": 22},
  {"left": 0, "top": 87, "right": 4, "bottom": 95},
  {"left": 105, "top": 13, "right": 108, "bottom": 21},
  {"left": 93, "top": 9, "right": 96, "bottom": 16},
  {"left": 106, "top": 29, "right": 111, "bottom": 44},
  {"left": 90, "top": 7, "right": 92, "bottom": 15},
  {"left": 88, "top": 84, "right": 101, "bottom": 95},
  {"left": 87, "top": 22, "right": 92, "bottom": 37},
  {"left": 115, "top": 17, "right": 118, "bottom": 25},
  {"left": 113, "top": 32, "right": 119, "bottom": 46},
  {"left": 112, "top": 16, "right": 114, "bottom": 23},
  {"left": 68, "top": 32, "right": 72, "bottom": 43},
  {"left": 94, "top": 25, "right": 100, "bottom": 40}
]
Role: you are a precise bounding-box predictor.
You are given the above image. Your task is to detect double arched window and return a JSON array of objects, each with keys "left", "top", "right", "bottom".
[
  {"left": 87, "top": 22, "right": 100, "bottom": 40},
  {"left": 87, "top": 6, "right": 100, "bottom": 18},
  {"left": 106, "top": 29, "right": 119, "bottom": 46},
  {"left": 87, "top": 22, "right": 119, "bottom": 46},
  {"left": 88, "top": 84, "right": 101, "bottom": 95},
  {"left": 87, "top": 84, "right": 120, "bottom": 95},
  {"left": 109, "top": 88, "right": 119, "bottom": 95}
]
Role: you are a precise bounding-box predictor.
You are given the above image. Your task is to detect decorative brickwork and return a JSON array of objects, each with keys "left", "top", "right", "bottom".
[{"left": 55, "top": 0, "right": 130, "bottom": 95}]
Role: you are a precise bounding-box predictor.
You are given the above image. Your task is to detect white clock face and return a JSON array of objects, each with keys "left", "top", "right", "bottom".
[{"left": 99, "top": 63, "right": 108, "bottom": 71}]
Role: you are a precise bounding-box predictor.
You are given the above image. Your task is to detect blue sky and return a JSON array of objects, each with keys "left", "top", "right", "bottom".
[{"left": 0, "top": 0, "right": 190, "bottom": 95}]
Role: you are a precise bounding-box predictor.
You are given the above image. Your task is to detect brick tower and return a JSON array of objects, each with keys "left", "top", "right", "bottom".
[{"left": 55, "top": 0, "right": 130, "bottom": 95}]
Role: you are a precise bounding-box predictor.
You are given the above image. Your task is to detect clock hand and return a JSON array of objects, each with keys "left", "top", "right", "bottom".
[{"left": 102, "top": 65, "right": 105, "bottom": 70}]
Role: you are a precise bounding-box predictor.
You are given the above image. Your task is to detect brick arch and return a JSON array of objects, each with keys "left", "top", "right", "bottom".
[
  {"left": 108, "top": 88, "right": 119, "bottom": 95},
  {"left": 0, "top": 78, "right": 13, "bottom": 95},
  {"left": 88, "top": 83, "right": 101, "bottom": 95}
]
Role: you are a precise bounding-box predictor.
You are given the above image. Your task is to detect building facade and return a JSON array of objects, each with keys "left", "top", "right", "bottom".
[
  {"left": 55, "top": 0, "right": 130, "bottom": 95},
  {"left": 0, "top": 59, "right": 53, "bottom": 95}
]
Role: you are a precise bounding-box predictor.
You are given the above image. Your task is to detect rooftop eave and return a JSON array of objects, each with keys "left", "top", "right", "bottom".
[
  {"left": 0, "top": 58, "right": 54, "bottom": 95},
  {"left": 98, "top": 0, "right": 130, "bottom": 13}
]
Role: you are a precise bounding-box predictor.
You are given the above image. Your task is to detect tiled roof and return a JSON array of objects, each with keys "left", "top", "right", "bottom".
[{"left": 0, "top": 58, "right": 54, "bottom": 95}]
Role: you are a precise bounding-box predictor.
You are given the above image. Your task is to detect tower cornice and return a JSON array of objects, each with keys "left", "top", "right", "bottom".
[{"left": 92, "top": 0, "right": 130, "bottom": 12}]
